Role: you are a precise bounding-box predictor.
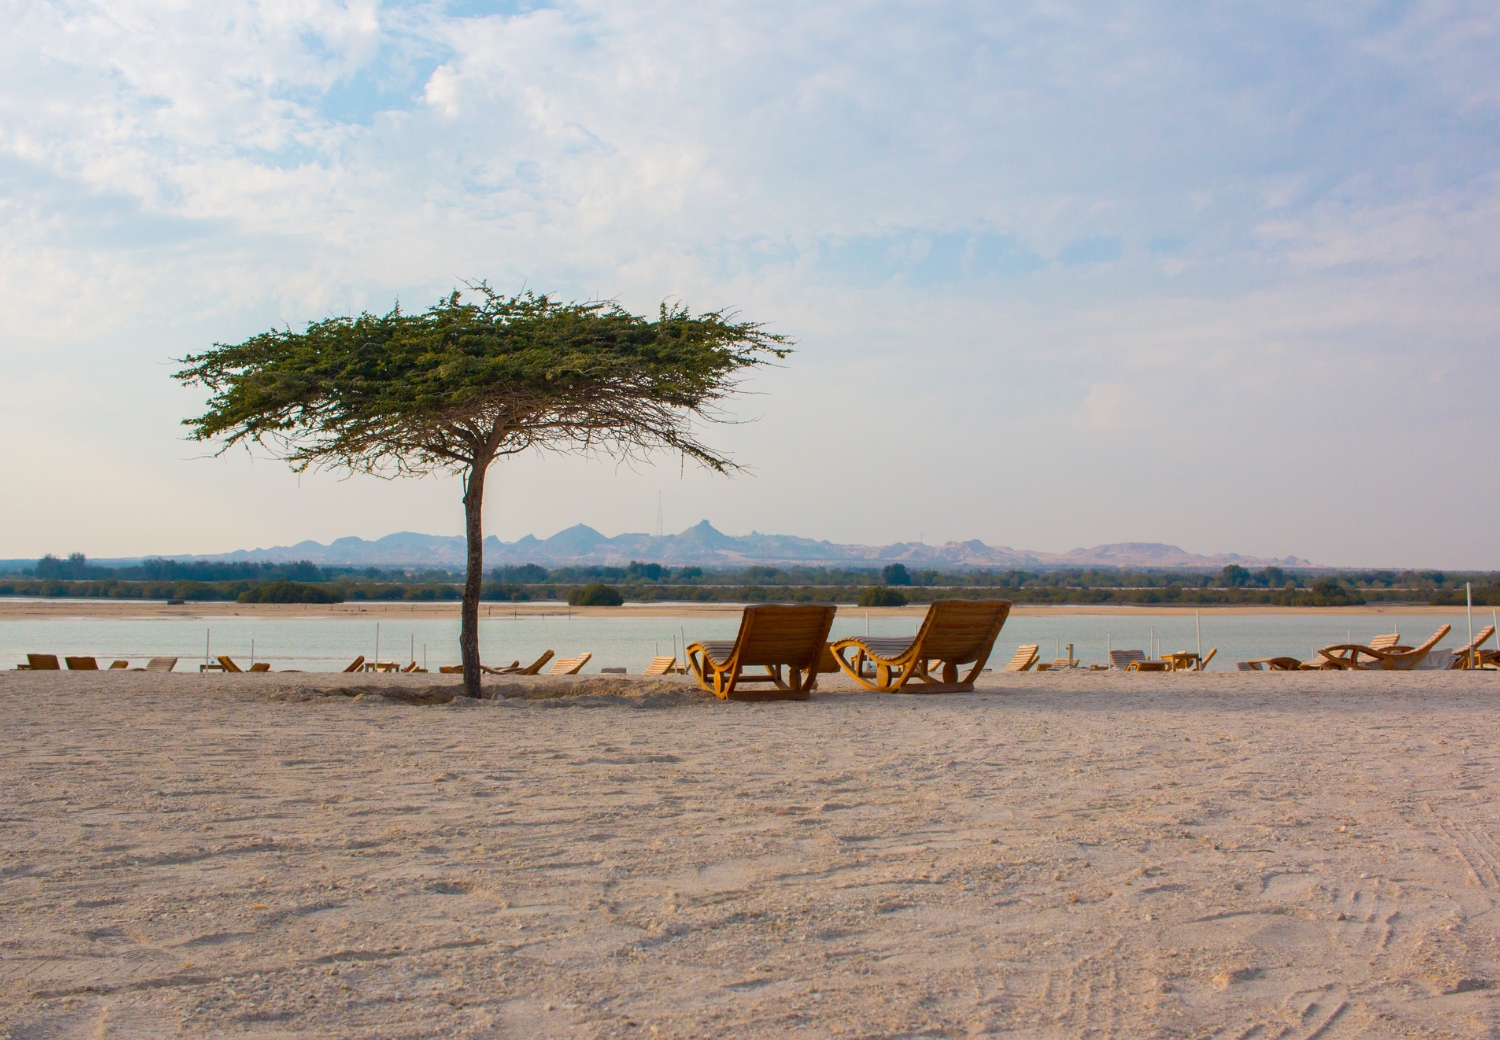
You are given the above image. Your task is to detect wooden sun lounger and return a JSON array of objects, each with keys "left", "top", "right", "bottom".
[
  {"left": 548, "top": 652, "right": 592, "bottom": 676},
  {"left": 343, "top": 656, "right": 366, "bottom": 673},
  {"left": 1448, "top": 625, "right": 1497, "bottom": 668},
  {"left": 202, "top": 655, "right": 245, "bottom": 673},
  {"left": 439, "top": 665, "right": 463, "bottom": 674},
  {"left": 504, "top": 651, "right": 555, "bottom": 675},
  {"left": 1239, "top": 657, "right": 1303, "bottom": 671},
  {"left": 643, "top": 656, "right": 680, "bottom": 676},
  {"left": 24, "top": 654, "right": 61, "bottom": 670},
  {"left": 480, "top": 660, "right": 521, "bottom": 675},
  {"left": 1317, "top": 625, "right": 1452, "bottom": 670},
  {"left": 1127, "top": 660, "right": 1170, "bottom": 672},
  {"left": 1002, "top": 644, "right": 1039, "bottom": 671},
  {"left": 144, "top": 657, "right": 178, "bottom": 672},
  {"left": 66, "top": 657, "right": 100, "bottom": 670},
  {"left": 687, "top": 604, "right": 837, "bottom": 700},
  {"left": 108, "top": 660, "right": 129, "bottom": 669},
  {"left": 830, "top": 600, "right": 1012, "bottom": 693},
  {"left": 1109, "top": 650, "right": 1146, "bottom": 670}
]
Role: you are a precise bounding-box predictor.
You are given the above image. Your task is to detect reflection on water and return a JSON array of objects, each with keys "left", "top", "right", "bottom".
[{"left": 2, "top": 609, "right": 1495, "bottom": 672}]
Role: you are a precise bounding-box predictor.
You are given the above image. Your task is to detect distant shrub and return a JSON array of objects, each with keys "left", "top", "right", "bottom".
[
  {"left": 237, "top": 580, "right": 344, "bottom": 604},
  {"left": 568, "top": 583, "right": 624, "bottom": 607},
  {"left": 858, "top": 586, "right": 907, "bottom": 607},
  {"left": 882, "top": 563, "right": 912, "bottom": 586}
]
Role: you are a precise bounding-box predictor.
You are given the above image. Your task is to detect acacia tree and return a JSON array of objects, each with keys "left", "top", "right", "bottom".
[{"left": 175, "top": 285, "right": 789, "bottom": 697}]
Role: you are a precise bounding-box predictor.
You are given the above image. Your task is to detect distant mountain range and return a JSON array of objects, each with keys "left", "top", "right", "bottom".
[{"left": 117, "top": 522, "right": 1316, "bottom": 571}]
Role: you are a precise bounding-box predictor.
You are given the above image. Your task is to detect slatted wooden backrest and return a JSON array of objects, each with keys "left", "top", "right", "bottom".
[
  {"left": 735, "top": 605, "right": 837, "bottom": 668},
  {"left": 65, "top": 657, "right": 99, "bottom": 670},
  {"left": 1109, "top": 650, "right": 1146, "bottom": 669},
  {"left": 914, "top": 600, "right": 1012, "bottom": 662},
  {"left": 27, "top": 654, "right": 61, "bottom": 670},
  {"left": 343, "top": 656, "right": 366, "bottom": 673},
  {"left": 145, "top": 657, "right": 177, "bottom": 672},
  {"left": 1462, "top": 625, "right": 1496, "bottom": 652},
  {"left": 1369, "top": 633, "right": 1401, "bottom": 651},
  {"left": 218, "top": 655, "right": 243, "bottom": 673},
  {"left": 549, "top": 652, "right": 593, "bottom": 675},
  {"left": 1004, "top": 645, "right": 1039, "bottom": 670},
  {"left": 643, "top": 656, "right": 677, "bottom": 675}
]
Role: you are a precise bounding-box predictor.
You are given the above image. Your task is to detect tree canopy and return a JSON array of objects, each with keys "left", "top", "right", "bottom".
[
  {"left": 175, "top": 285, "right": 790, "bottom": 696},
  {"left": 176, "top": 286, "right": 789, "bottom": 477}
]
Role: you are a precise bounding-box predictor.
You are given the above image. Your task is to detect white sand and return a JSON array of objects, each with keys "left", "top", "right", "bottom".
[{"left": 3, "top": 669, "right": 1498, "bottom": 1037}]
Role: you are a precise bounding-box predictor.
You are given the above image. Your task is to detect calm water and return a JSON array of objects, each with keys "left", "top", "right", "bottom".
[{"left": 2, "top": 608, "right": 1495, "bottom": 672}]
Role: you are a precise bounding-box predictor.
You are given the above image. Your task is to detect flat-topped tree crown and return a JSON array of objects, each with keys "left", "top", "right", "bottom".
[{"left": 175, "top": 284, "right": 790, "bottom": 696}]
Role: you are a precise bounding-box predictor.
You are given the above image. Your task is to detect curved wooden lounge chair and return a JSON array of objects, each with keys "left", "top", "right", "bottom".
[
  {"left": 1109, "top": 650, "right": 1146, "bottom": 671},
  {"left": 687, "top": 604, "right": 837, "bottom": 700},
  {"left": 1240, "top": 657, "right": 1302, "bottom": 671},
  {"left": 547, "top": 652, "right": 592, "bottom": 676},
  {"left": 643, "top": 656, "right": 680, "bottom": 675},
  {"left": 438, "top": 665, "right": 463, "bottom": 674},
  {"left": 25, "top": 654, "right": 61, "bottom": 670},
  {"left": 343, "top": 656, "right": 366, "bottom": 673},
  {"left": 480, "top": 660, "right": 521, "bottom": 675},
  {"left": 1127, "top": 659, "right": 1170, "bottom": 672},
  {"left": 1002, "top": 644, "right": 1039, "bottom": 672},
  {"left": 1317, "top": 625, "right": 1452, "bottom": 670},
  {"left": 144, "top": 657, "right": 178, "bottom": 672},
  {"left": 504, "top": 651, "right": 555, "bottom": 675},
  {"left": 1448, "top": 625, "right": 1497, "bottom": 668},
  {"left": 66, "top": 657, "right": 100, "bottom": 670},
  {"left": 830, "top": 600, "right": 1012, "bottom": 693}
]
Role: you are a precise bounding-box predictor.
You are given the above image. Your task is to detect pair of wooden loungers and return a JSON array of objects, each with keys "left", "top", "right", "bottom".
[
  {"left": 436, "top": 651, "right": 591, "bottom": 677},
  {"left": 1239, "top": 625, "right": 1467, "bottom": 671},
  {"left": 684, "top": 600, "right": 1013, "bottom": 700},
  {"left": 17, "top": 654, "right": 178, "bottom": 671}
]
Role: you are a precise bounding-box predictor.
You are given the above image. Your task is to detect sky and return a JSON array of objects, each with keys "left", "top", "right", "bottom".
[{"left": 2, "top": 0, "right": 1497, "bottom": 567}]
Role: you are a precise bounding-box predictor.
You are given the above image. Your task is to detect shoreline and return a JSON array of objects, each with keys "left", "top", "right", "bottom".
[{"left": 0, "top": 598, "right": 1462, "bottom": 621}]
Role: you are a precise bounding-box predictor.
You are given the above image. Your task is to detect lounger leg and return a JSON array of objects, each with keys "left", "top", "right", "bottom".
[{"left": 832, "top": 646, "right": 879, "bottom": 691}]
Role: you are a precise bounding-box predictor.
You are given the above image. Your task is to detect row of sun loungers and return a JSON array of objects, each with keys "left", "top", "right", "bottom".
[
  {"left": 18, "top": 613, "right": 1497, "bottom": 689},
  {"left": 17, "top": 654, "right": 179, "bottom": 671},
  {"left": 1236, "top": 625, "right": 1490, "bottom": 671}
]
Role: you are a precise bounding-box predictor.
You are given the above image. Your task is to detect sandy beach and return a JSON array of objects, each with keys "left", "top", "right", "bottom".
[{"left": 4, "top": 668, "right": 1498, "bottom": 1037}]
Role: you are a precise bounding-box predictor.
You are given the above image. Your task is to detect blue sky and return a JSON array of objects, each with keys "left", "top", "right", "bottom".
[{"left": 2, "top": 0, "right": 1498, "bottom": 565}]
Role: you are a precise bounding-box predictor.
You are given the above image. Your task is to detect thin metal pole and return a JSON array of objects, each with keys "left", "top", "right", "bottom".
[
  {"left": 1150, "top": 624, "right": 1154, "bottom": 660},
  {"left": 206, "top": 629, "right": 210, "bottom": 668},
  {"left": 1468, "top": 583, "right": 1475, "bottom": 668},
  {"left": 1196, "top": 610, "right": 1201, "bottom": 657},
  {"left": 375, "top": 622, "right": 380, "bottom": 667},
  {"left": 251, "top": 639, "right": 255, "bottom": 668}
]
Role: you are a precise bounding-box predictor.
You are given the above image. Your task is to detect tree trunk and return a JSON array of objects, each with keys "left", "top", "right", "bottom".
[{"left": 460, "top": 461, "right": 488, "bottom": 698}]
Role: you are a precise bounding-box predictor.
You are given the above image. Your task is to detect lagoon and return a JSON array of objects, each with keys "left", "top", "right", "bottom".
[{"left": 3, "top": 607, "right": 1493, "bottom": 672}]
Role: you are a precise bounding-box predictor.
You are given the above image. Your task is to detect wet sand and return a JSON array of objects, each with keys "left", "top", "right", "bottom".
[{"left": 3, "top": 669, "right": 1498, "bottom": 1037}]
